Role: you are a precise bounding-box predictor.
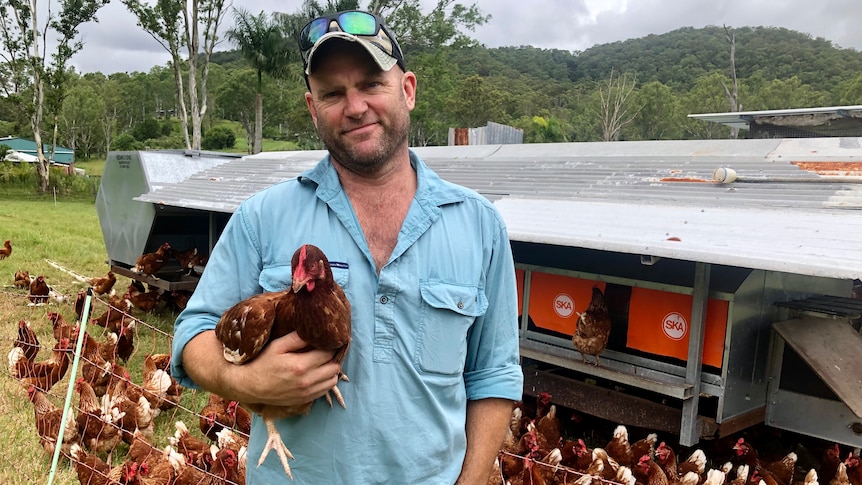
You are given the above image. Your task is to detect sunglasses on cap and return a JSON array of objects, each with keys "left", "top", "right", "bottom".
[{"left": 298, "top": 10, "right": 405, "bottom": 71}]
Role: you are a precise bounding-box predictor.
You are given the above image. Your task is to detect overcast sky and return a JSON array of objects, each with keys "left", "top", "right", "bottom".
[{"left": 70, "top": 0, "right": 862, "bottom": 75}]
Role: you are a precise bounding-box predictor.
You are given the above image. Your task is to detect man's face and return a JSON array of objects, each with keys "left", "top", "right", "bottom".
[{"left": 305, "top": 43, "right": 416, "bottom": 177}]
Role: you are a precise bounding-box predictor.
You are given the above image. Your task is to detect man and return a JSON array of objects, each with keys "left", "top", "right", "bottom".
[{"left": 172, "top": 9, "right": 523, "bottom": 483}]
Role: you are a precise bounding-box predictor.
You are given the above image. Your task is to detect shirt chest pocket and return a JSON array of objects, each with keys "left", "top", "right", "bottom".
[
  {"left": 415, "top": 279, "right": 488, "bottom": 376},
  {"left": 258, "top": 265, "right": 349, "bottom": 292}
]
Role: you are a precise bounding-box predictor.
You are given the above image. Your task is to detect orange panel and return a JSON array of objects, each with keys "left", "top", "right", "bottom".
[
  {"left": 528, "top": 272, "right": 606, "bottom": 335},
  {"left": 626, "top": 287, "right": 728, "bottom": 367}
]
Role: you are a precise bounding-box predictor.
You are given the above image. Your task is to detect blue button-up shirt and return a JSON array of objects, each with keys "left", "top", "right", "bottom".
[{"left": 172, "top": 151, "right": 523, "bottom": 483}]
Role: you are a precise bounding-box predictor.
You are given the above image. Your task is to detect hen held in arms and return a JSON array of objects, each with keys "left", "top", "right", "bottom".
[{"left": 215, "top": 243, "right": 351, "bottom": 479}]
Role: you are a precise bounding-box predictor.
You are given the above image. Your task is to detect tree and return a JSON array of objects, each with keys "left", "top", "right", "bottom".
[
  {"left": 720, "top": 25, "right": 741, "bottom": 139},
  {"left": 446, "top": 75, "right": 506, "bottom": 129},
  {"left": 683, "top": 73, "right": 733, "bottom": 139},
  {"left": 594, "top": 69, "right": 639, "bottom": 141},
  {"left": 631, "top": 81, "right": 682, "bottom": 140},
  {"left": 0, "top": 0, "right": 109, "bottom": 192},
  {"left": 123, "top": 0, "right": 229, "bottom": 150},
  {"left": 226, "top": 8, "right": 292, "bottom": 154}
]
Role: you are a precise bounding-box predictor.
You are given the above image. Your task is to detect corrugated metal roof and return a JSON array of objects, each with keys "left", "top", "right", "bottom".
[{"left": 132, "top": 138, "right": 862, "bottom": 278}]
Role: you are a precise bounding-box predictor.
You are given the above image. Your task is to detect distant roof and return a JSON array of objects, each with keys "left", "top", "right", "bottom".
[
  {"left": 131, "top": 138, "right": 862, "bottom": 280},
  {"left": 688, "top": 105, "right": 862, "bottom": 130}
]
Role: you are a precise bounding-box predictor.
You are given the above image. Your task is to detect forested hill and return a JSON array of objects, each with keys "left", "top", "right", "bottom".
[{"left": 447, "top": 25, "right": 862, "bottom": 93}]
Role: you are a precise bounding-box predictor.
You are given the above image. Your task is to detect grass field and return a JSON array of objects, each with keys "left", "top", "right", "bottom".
[{"left": 0, "top": 192, "right": 213, "bottom": 483}]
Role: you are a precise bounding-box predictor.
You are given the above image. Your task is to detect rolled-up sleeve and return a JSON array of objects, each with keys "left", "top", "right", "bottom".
[
  {"left": 171, "top": 204, "right": 264, "bottom": 388},
  {"left": 463, "top": 222, "right": 523, "bottom": 401}
]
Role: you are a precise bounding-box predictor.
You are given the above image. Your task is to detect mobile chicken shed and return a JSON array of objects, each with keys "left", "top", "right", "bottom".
[
  {"left": 98, "top": 138, "right": 862, "bottom": 446},
  {"left": 95, "top": 150, "right": 242, "bottom": 290}
]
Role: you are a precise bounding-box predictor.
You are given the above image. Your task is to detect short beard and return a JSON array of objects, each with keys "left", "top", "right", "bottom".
[{"left": 315, "top": 100, "right": 411, "bottom": 177}]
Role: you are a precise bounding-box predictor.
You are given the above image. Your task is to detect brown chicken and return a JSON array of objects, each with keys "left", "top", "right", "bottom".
[
  {"left": 845, "top": 453, "right": 862, "bottom": 485},
  {"left": 606, "top": 424, "right": 633, "bottom": 469},
  {"left": 535, "top": 404, "right": 561, "bottom": 453},
  {"left": 74, "top": 329, "right": 114, "bottom": 396},
  {"left": 171, "top": 420, "right": 211, "bottom": 465},
  {"left": 656, "top": 442, "right": 707, "bottom": 481},
  {"left": 572, "top": 286, "right": 612, "bottom": 366},
  {"left": 209, "top": 446, "right": 245, "bottom": 485},
  {"left": 13, "top": 319, "right": 40, "bottom": 362},
  {"left": 126, "top": 283, "right": 163, "bottom": 313},
  {"left": 637, "top": 454, "right": 670, "bottom": 485},
  {"left": 0, "top": 239, "right": 11, "bottom": 259},
  {"left": 631, "top": 433, "right": 658, "bottom": 468},
  {"left": 199, "top": 392, "right": 231, "bottom": 442},
  {"left": 819, "top": 445, "right": 842, "bottom": 484},
  {"left": 132, "top": 242, "right": 171, "bottom": 276},
  {"left": 215, "top": 243, "right": 352, "bottom": 479},
  {"left": 91, "top": 294, "right": 133, "bottom": 333},
  {"left": 115, "top": 321, "right": 136, "bottom": 363},
  {"left": 167, "top": 290, "right": 193, "bottom": 311},
  {"left": 103, "top": 364, "right": 157, "bottom": 445},
  {"left": 172, "top": 246, "right": 206, "bottom": 273},
  {"left": 28, "top": 384, "right": 79, "bottom": 456},
  {"left": 14, "top": 269, "right": 30, "bottom": 287},
  {"left": 75, "top": 378, "right": 122, "bottom": 454},
  {"left": 199, "top": 392, "right": 251, "bottom": 442},
  {"left": 73, "top": 289, "right": 88, "bottom": 320},
  {"left": 11, "top": 337, "right": 71, "bottom": 392},
  {"left": 29, "top": 275, "right": 50, "bottom": 304},
  {"left": 48, "top": 310, "right": 73, "bottom": 342},
  {"left": 89, "top": 270, "right": 117, "bottom": 295},
  {"left": 734, "top": 438, "right": 797, "bottom": 485},
  {"left": 70, "top": 443, "right": 135, "bottom": 485}
]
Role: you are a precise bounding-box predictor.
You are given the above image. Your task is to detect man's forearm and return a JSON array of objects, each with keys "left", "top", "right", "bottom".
[
  {"left": 181, "top": 330, "right": 255, "bottom": 403},
  {"left": 456, "top": 397, "right": 514, "bottom": 485}
]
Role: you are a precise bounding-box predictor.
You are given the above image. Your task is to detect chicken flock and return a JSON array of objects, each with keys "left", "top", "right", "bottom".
[
  {"left": 489, "top": 391, "right": 862, "bottom": 485},
  {"left": 4, "top": 242, "right": 253, "bottom": 484}
]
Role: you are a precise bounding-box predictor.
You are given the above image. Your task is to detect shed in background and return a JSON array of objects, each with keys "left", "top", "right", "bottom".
[{"left": 0, "top": 135, "right": 75, "bottom": 164}]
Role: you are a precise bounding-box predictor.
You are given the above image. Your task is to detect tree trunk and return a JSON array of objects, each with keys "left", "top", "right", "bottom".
[{"left": 254, "top": 92, "right": 263, "bottom": 154}]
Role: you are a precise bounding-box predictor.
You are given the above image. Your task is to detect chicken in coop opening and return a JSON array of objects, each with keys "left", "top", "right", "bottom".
[
  {"left": 215, "top": 243, "right": 351, "bottom": 479},
  {"left": 572, "top": 286, "right": 612, "bottom": 366},
  {"left": 132, "top": 242, "right": 171, "bottom": 277}
]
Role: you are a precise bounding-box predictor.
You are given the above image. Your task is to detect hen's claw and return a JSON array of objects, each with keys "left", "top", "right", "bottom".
[
  {"left": 259, "top": 418, "right": 294, "bottom": 479},
  {"left": 324, "top": 372, "right": 349, "bottom": 408}
]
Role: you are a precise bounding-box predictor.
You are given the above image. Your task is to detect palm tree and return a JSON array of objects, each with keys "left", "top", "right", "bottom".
[{"left": 226, "top": 8, "right": 292, "bottom": 154}]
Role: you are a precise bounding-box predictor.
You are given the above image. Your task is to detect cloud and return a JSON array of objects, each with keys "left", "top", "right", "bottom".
[{"left": 65, "top": 0, "right": 862, "bottom": 74}]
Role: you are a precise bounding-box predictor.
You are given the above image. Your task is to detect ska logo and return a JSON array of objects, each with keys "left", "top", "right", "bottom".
[
  {"left": 662, "top": 312, "right": 687, "bottom": 340},
  {"left": 553, "top": 293, "right": 575, "bottom": 318}
]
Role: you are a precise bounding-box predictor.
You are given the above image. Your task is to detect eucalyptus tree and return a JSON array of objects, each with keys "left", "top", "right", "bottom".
[
  {"left": 226, "top": 8, "right": 292, "bottom": 154},
  {"left": 0, "top": 0, "right": 108, "bottom": 192},
  {"left": 123, "top": 0, "right": 229, "bottom": 150}
]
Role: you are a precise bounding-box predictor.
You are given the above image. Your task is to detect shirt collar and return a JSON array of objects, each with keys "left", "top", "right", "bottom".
[{"left": 298, "top": 150, "right": 465, "bottom": 207}]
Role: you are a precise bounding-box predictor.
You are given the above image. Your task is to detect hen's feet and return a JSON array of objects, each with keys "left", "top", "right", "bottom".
[
  {"left": 259, "top": 418, "right": 294, "bottom": 479},
  {"left": 324, "top": 372, "right": 349, "bottom": 409}
]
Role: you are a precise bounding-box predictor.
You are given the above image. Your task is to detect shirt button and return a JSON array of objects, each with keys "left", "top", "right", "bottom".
[
  {"left": 457, "top": 301, "right": 464, "bottom": 309},
  {"left": 380, "top": 296, "right": 388, "bottom": 304}
]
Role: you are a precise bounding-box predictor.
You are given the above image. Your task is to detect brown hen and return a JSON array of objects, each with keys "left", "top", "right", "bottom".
[
  {"left": 572, "top": 286, "right": 612, "bottom": 366},
  {"left": 28, "top": 275, "right": 50, "bottom": 304},
  {"left": 132, "top": 242, "right": 171, "bottom": 276},
  {"left": 215, "top": 243, "right": 351, "bottom": 479},
  {"left": 13, "top": 269, "right": 30, "bottom": 288},
  {"left": 89, "top": 270, "right": 117, "bottom": 295},
  {"left": 0, "top": 239, "right": 11, "bottom": 259},
  {"left": 13, "top": 319, "right": 40, "bottom": 362}
]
